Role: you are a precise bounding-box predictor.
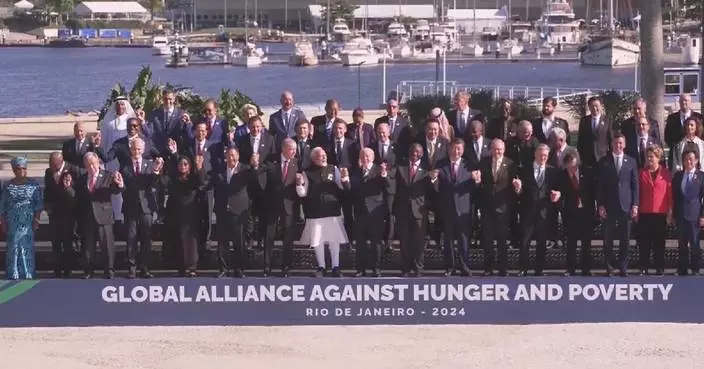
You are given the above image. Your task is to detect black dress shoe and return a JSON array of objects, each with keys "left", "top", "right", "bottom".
[
  {"left": 415, "top": 270, "right": 423, "bottom": 277},
  {"left": 582, "top": 271, "right": 593, "bottom": 277},
  {"left": 331, "top": 267, "right": 342, "bottom": 277},
  {"left": 497, "top": 271, "right": 508, "bottom": 277},
  {"left": 619, "top": 270, "right": 628, "bottom": 277},
  {"left": 104, "top": 271, "right": 115, "bottom": 279},
  {"left": 400, "top": 272, "right": 410, "bottom": 277},
  {"left": 62, "top": 270, "right": 72, "bottom": 279},
  {"left": 371, "top": 269, "right": 381, "bottom": 277},
  {"left": 654, "top": 269, "right": 664, "bottom": 276},
  {"left": 354, "top": 271, "right": 365, "bottom": 277},
  {"left": 216, "top": 270, "right": 228, "bottom": 278},
  {"left": 232, "top": 270, "right": 245, "bottom": 278},
  {"left": 461, "top": 270, "right": 472, "bottom": 277},
  {"left": 314, "top": 268, "right": 325, "bottom": 278},
  {"left": 534, "top": 271, "right": 544, "bottom": 277},
  {"left": 279, "top": 268, "right": 289, "bottom": 278},
  {"left": 126, "top": 271, "right": 137, "bottom": 279}
]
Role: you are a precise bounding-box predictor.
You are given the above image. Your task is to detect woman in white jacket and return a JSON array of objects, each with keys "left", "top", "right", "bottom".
[{"left": 672, "top": 117, "right": 704, "bottom": 172}]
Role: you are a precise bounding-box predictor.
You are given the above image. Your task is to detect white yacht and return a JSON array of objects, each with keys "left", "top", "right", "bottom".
[
  {"left": 412, "top": 43, "right": 446, "bottom": 60},
  {"left": 289, "top": 40, "right": 319, "bottom": 66},
  {"left": 340, "top": 37, "right": 379, "bottom": 66},
  {"left": 536, "top": 0, "right": 582, "bottom": 45},
  {"left": 387, "top": 21, "right": 408, "bottom": 37},
  {"left": 412, "top": 20, "right": 431, "bottom": 41},
  {"left": 579, "top": 37, "right": 639, "bottom": 67},
  {"left": 231, "top": 42, "right": 265, "bottom": 67},
  {"left": 152, "top": 36, "right": 170, "bottom": 56},
  {"left": 462, "top": 43, "right": 484, "bottom": 57}
]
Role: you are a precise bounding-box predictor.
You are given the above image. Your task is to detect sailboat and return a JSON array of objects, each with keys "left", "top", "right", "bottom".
[
  {"left": 231, "top": 0, "right": 264, "bottom": 67},
  {"left": 463, "top": 0, "right": 484, "bottom": 56},
  {"left": 579, "top": 0, "right": 640, "bottom": 67}
]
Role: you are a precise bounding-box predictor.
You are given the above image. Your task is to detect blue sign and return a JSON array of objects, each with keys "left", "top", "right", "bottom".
[
  {"left": 117, "top": 29, "right": 132, "bottom": 39},
  {"left": 78, "top": 28, "right": 97, "bottom": 39},
  {"left": 99, "top": 29, "right": 117, "bottom": 38},
  {"left": 57, "top": 28, "right": 72, "bottom": 38},
  {"left": 0, "top": 277, "right": 699, "bottom": 327}
]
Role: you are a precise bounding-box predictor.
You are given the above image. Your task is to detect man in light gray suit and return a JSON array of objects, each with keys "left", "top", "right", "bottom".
[
  {"left": 144, "top": 90, "right": 187, "bottom": 156},
  {"left": 268, "top": 91, "right": 307, "bottom": 149}
]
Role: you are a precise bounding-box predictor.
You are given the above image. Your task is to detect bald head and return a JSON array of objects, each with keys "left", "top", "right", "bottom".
[
  {"left": 280, "top": 91, "right": 294, "bottom": 110},
  {"left": 679, "top": 93, "right": 692, "bottom": 112},
  {"left": 73, "top": 122, "right": 86, "bottom": 140}
]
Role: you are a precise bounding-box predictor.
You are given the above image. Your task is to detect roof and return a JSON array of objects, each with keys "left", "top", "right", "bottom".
[
  {"left": 447, "top": 8, "right": 508, "bottom": 20},
  {"left": 73, "top": 2, "right": 148, "bottom": 14},
  {"left": 309, "top": 5, "right": 436, "bottom": 19}
]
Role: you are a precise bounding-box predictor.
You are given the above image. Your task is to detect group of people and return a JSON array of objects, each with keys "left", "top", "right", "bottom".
[{"left": 1, "top": 89, "right": 703, "bottom": 280}]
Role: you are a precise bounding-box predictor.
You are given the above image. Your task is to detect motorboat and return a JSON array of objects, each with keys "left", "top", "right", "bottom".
[
  {"left": 332, "top": 18, "right": 352, "bottom": 36},
  {"left": 387, "top": 21, "right": 408, "bottom": 37},
  {"left": 289, "top": 40, "right": 319, "bottom": 66},
  {"left": 340, "top": 37, "right": 379, "bottom": 66},
  {"left": 165, "top": 38, "right": 189, "bottom": 57},
  {"left": 411, "top": 20, "right": 431, "bottom": 41},
  {"left": 412, "top": 42, "right": 446, "bottom": 60},
  {"left": 501, "top": 39, "right": 524, "bottom": 56},
  {"left": 231, "top": 42, "right": 266, "bottom": 67},
  {"left": 47, "top": 36, "right": 86, "bottom": 48},
  {"left": 152, "top": 35, "right": 170, "bottom": 55},
  {"left": 579, "top": 36, "right": 639, "bottom": 67},
  {"left": 165, "top": 42, "right": 189, "bottom": 68},
  {"left": 536, "top": 0, "right": 583, "bottom": 45},
  {"left": 462, "top": 43, "right": 484, "bottom": 57}
]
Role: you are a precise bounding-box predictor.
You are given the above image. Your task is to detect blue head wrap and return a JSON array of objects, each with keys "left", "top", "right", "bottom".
[{"left": 11, "top": 157, "right": 27, "bottom": 169}]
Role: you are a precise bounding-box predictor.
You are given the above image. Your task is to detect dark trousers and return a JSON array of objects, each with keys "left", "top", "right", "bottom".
[
  {"left": 176, "top": 217, "right": 199, "bottom": 272},
  {"left": 677, "top": 219, "right": 701, "bottom": 274},
  {"left": 564, "top": 209, "right": 593, "bottom": 274},
  {"left": 603, "top": 210, "right": 632, "bottom": 272},
  {"left": 638, "top": 213, "right": 667, "bottom": 271},
  {"left": 396, "top": 212, "right": 427, "bottom": 273},
  {"left": 197, "top": 193, "right": 213, "bottom": 258},
  {"left": 342, "top": 199, "right": 354, "bottom": 242},
  {"left": 264, "top": 213, "right": 296, "bottom": 271},
  {"left": 482, "top": 209, "right": 509, "bottom": 273},
  {"left": 218, "top": 211, "right": 248, "bottom": 272},
  {"left": 519, "top": 213, "right": 550, "bottom": 273},
  {"left": 126, "top": 212, "right": 153, "bottom": 272},
  {"left": 82, "top": 220, "right": 115, "bottom": 275},
  {"left": 384, "top": 196, "right": 395, "bottom": 246},
  {"left": 443, "top": 214, "right": 471, "bottom": 273},
  {"left": 50, "top": 215, "right": 74, "bottom": 275},
  {"left": 354, "top": 214, "right": 383, "bottom": 272}
]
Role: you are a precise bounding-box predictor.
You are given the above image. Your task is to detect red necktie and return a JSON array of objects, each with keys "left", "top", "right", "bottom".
[{"left": 282, "top": 160, "right": 289, "bottom": 180}]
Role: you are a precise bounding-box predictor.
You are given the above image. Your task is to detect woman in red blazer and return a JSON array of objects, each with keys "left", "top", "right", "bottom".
[{"left": 637, "top": 145, "right": 672, "bottom": 275}]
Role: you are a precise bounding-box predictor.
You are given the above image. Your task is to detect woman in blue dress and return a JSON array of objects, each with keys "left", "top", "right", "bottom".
[{"left": 0, "top": 157, "right": 43, "bottom": 279}]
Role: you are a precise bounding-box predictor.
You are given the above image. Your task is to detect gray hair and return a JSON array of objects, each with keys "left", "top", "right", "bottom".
[
  {"left": 310, "top": 146, "right": 326, "bottom": 160},
  {"left": 519, "top": 120, "right": 532, "bottom": 130},
  {"left": 281, "top": 138, "right": 296, "bottom": 150},
  {"left": 49, "top": 151, "right": 63, "bottom": 162},
  {"left": 359, "top": 147, "right": 375, "bottom": 159},
  {"left": 537, "top": 143, "right": 551, "bottom": 153},
  {"left": 129, "top": 137, "right": 145, "bottom": 149},
  {"left": 83, "top": 151, "right": 99, "bottom": 164},
  {"left": 550, "top": 127, "right": 566, "bottom": 140}
]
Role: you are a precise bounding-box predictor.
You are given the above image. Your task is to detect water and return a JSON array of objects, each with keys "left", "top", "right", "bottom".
[{"left": 0, "top": 43, "right": 638, "bottom": 117}]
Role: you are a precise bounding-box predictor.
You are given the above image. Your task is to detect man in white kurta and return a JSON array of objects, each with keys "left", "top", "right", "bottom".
[
  {"left": 296, "top": 147, "right": 348, "bottom": 277},
  {"left": 98, "top": 96, "right": 134, "bottom": 221}
]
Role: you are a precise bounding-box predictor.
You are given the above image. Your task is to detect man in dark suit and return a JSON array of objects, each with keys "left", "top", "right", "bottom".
[
  {"left": 478, "top": 139, "right": 518, "bottom": 276},
  {"left": 465, "top": 120, "right": 491, "bottom": 167},
  {"left": 672, "top": 149, "right": 704, "bottom": 276},
  {"left": 560, "top": 152, "right": 596, "bottom": 276},
  {"left": 293, "top": 120, "right": 314, "bottom": 170},
  {"left": 393, "top": 143, "right": 434, "bottom": 276},
  {"left": 44, "top": 152, "right": 79, "bottom": 278},
  {"left": 327, "top": 119, "right": 357, "bottom": 236},
  {"left": 346, "top": 108, "right": 375, "bottom": 149},
  {"left": 342, "top": 148, "right": 392, "bottom": 277},
  {"left": 97, "top": 117, "right": 161, "bottom": 169},
  {"left": 487, "top": 98, "right": 518, "bottom": 141},
  {"left": 257, "top": 138, "right": 300, "bottom": 277},
  {"left": 183, "top": 99, "right": 230, "bottom": 147},
  {"left": 236, "top": 115, "right": 276, "bottom": 164},
  {"left": 619, "top": 97, "right": 661, "bottom": 142},
  {"left": 119, "top": 138, "right": 159, "bottom": 279},
  {"left": 596, "top": 133, "right": 639, "bottom": 276},
  {"left": 577, "top": 96, "right": 611, "bottom": 172},
  {"left": 418, "top": 119, "right": 450, "bottom": 169},
  {"left": 61, "top": 121, "right": 101, "bottom": 169},
  {"left": 514, "top": 144, "right": 562, "bottom": 276},
  {"left": 664, "top": 93, "right": 704, "bottom": 168},
  {"left": 626, "top": 116, "right": 663, "bottom": 169},
  {"left": 531, "top": 97, "right": 569, "bottom": 144},
  {"left": 447, "top": 90, "right": 486, "bottom": 141},
  {"left": 311, "top": 98, "right": 340, "bottom": 149},
  {"left": 432, "top": 139, "right": 481, "bottom": 276},
  {"left": 507, "top": 120, "right": 541, "bottom": 171},
  {"left": 76, "top": 152, "right": 124, "bottom": 279},
  {"left": 374, "top": 98, "right": 412, "bottom": 155},
  {"left": 211, "top": 147, "right": 259, "bottom": 278},
  {"left": 371, "top": 122, "right": 399, "bottom": 251},
  {"left": 548, "top": 127, "right": 578, "bottom": 169},
  {"left": 268, "top": 91, "right": 308, "bottom": 148},
  {"left": 144, "top": 90, "right": 187, "bottom": 155}
]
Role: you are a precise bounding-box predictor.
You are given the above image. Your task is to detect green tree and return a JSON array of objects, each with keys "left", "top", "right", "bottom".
[
  {"left": 52, "top": 0, "right": 74, "bottom": 23},
  {"left": 140, "top": 0, "right": 163, "bottom": 20},
  {"left": 320, "top": 0, "right": 359, "bottom": 25}
]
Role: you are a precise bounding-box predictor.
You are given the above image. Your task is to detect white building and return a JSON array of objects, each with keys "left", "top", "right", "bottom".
[
  {"left": 73, "top": 1, "right": 150, "bottom": 21},
  {"left": 446, "top": 8, "right": 508, "bottom": 35},
  {"left": 308, "top": 4, "right": 436, "bottom": 32}
]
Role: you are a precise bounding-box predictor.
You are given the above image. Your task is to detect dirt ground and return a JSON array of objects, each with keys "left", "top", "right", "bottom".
[{"left": 0, "top": 324, "right": 700, "bottom": 369}]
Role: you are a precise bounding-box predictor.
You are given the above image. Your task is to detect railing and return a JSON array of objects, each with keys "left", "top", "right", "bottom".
[{"left": 395, "top": 80, "right": 634, "bottom": 105}]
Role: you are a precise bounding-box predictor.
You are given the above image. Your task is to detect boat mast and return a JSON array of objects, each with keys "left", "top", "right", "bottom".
[
  {"left": 608, "top": 0, "right": 614, "bottom": 33},
  {"left": 472, "top": 0, "right": 477, "bottom": 42},
  {"left": 244, "top": 0, "right": 249, "bottom": 42}
]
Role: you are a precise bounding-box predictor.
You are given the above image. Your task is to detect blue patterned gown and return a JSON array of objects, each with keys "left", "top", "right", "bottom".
[{"left": 0, "top": 179, "right": 43, "bottom": 279}]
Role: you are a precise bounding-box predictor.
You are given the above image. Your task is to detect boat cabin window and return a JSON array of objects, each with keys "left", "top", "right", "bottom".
[
  {"left": 683, "top": 74, "right": 698, "bottom": 94},
  {"left": 665, "top": 74, "right": 681, "bottom": 94},
  {"left": 664, "top": 71, "right": 700, "bottom": 95}
]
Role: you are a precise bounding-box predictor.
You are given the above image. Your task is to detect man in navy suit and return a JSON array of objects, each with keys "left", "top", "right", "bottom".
[
  {"left": 183, "top": 99, "right": 230, "bottom": 147},
  {"left": 144, "top": 90, "right": 187, "bottom": 155},
  {"left": 374, "top": 98, "right": 412, "bottom": 155},
  {"left": 596, "top": 133, "right": 639, "bottom": 276},
  {"left": 268, "top": 91, "right": 307, "bottom": 148},
  {"left": 432, "top": 139, "right": 481, "bottom": 276},
  {"left": 672, "top": 149, "right": 704, "bottom": 276},
  {"left": 346, "top": 108, "right": 375, "bottom": 149},
  {"left": 62, "top": 122, "right": 102, "bottom": 169},
  {"left": 447, "top": 91, "right": 486, "bottom": 142},
  {"left": 625, "top": 116, "right": 663, "bottom": 169}
]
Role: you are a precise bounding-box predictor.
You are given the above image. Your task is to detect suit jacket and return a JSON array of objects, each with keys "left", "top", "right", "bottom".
[
  {"left": 211, "top": 163, "right": 257, "bottom": 216},
  {"left": 310, "top": 114, "right": 335, "bottom": 148},
  {"left": 620, "top": 116, "right": 660, "bottom": 142},
  {"left": 596, "top": 153, "right": 639, "bottom": 213},
  {"left": 62, "top": 138, "right": 101, "bottom": 169},
  {"left": 531, "top": 116, "right": 569, "bottom": 143},
  {"left": 506, "top": 136, "right": 541, "bottom": 170},
  {"left": 432, "top": 159, "right": 476, "bottom": 218},
  {"left": 374, "top": 115, "right": 412, "bottom": 155},
  {"left": 99, "top": 134, "right": 160, "bottom": 169},
  {"left": 517, "top": 164, "right": 560, "bottom": 219},
  {"left": 293, "top": 137, "right": 314, "bottom": 170},
  {"left": 256, "top": 157, "right": 300, "bottom": 216},
  {"left": 577, "top": 114, "right": 611, "bottom": 169},
  {"left": 465, "top": 136, "right": 491, "bottom": 168},
  {"left": 417, "top": 136, "right": 449, "bottom": 169},
  {"left": 145, "top": 107, "right": 186, "bottom": 154},
  {"left": 269, "top": 108, "right": 307, "bottom": 148},
  {"left": 346, "top": 122, "right": 376, "bottom": 148},
  {"left": 343, "top": 165, "right": 391, "bottom": 219},
  {"left": 176, "top": 139, "right": 225, "bottom": 174},
  {"left": 162, "top": 169, "right": 207, "bottom": 221},
  {"left": 120, "top": 159, "right": 159, "bottom": 216},
  {"left": 447, "top": 108, "right": 486, "bottom": 140},
  {"left": 43, "top": 162, "right": 79, "bottom": 215},
  {"left": 672, "top": 170, "right": 704, "bottom": 222},
  {"left": 76, "top": 170, "right": 123, "bottom": 225},
  {"left": 625, "top": 133, "right": 663, "bottom": 168},
  {"left": 236, "top": 133, "right": 276, "bottom": 164},
  {"left": 548, "top": 145, "right": 578, "bottom": 169},
  {"left": 392, "top": 162, "right": 433, "bottom": 220},
  {"left": 478, "top": 156, "right": 518, "bottom": 214},
  {"left": 370, "top": 139, "right": 398, "bottom": 167},
  {"left": 664, "top": 111, "right": 704, "bottom": 166},
  {"left": 487, "top": 116, "right": 519, "bottom": 141},
  {"left": 185, "top": 118, "right": 230, "bottom": 146},
  {"left": 327, "top": 137, "right": 358, "bottom": 168},
  {"left": 559, "top": 167, "right": 596, "bottom": 218}
]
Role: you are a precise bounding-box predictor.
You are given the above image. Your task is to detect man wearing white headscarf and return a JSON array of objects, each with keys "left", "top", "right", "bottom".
[{"left": 98, "top": 96, "right": 135, "bottom": 221}]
